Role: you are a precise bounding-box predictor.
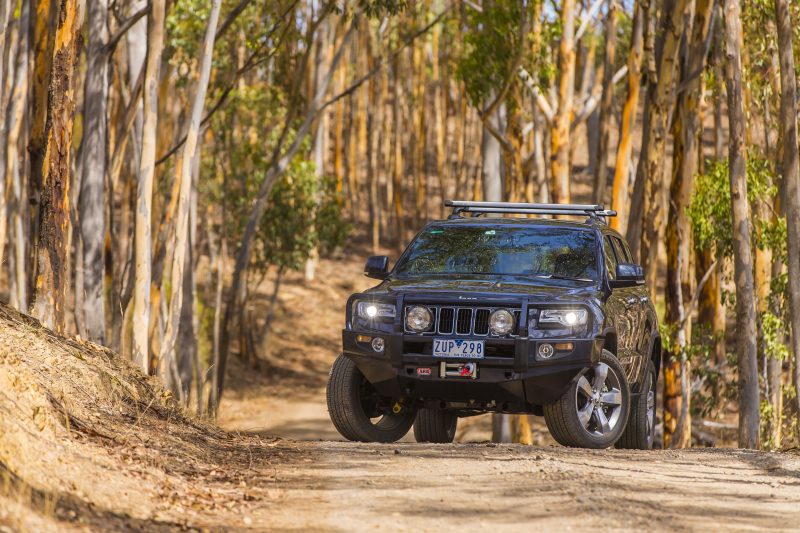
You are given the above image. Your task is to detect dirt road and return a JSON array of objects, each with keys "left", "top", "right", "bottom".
[
  {"left": 217, "top": 388, "right": 800, "bottom": 532},
  {"left": 223, "top": 439, "right": 799, "bottom": 532}
]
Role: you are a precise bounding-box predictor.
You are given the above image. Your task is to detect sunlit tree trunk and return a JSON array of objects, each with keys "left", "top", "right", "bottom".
[
  {"left": 773, "top": 0, "right": 800, "bottom": 434},
  {"left": 611, "top": 0, "right": 643, "bottom": 233},
  {"left": 723, "top": 0, "right": 760, "bottom": 448},
  {"left": 29, "top": 0, "right": 85, "bottom": 333},
  {"left": 593, "top": 0, "right": 617, "bottom": 205},
  {"left": 162, "top": 0, "right": 222, "bottom": 398},
  {"left": 133, "top": 0, "right": 166, "bottom": 373},
  {"left": 551, "top": 0, "right": 575, "bottom": 204},
  {"left": 663, "top": 0, "right": 714, "bottom": 449},
  {"left": 639, "top": 0, "right": 688, "bottom": 300}
]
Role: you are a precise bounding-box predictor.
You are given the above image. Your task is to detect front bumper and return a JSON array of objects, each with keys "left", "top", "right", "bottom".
[{"left": 342, "top": 330, "right": 604, "bottom": 411}]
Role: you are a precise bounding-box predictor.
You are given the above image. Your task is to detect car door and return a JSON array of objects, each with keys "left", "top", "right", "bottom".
[{"left": 602, "top": 235, "right": 639, "bottom": 377}]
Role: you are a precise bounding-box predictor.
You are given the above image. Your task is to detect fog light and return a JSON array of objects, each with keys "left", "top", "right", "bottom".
[
  {"left": 538, "top": 343, "right": 554, "bottom": 359},
  {"left": 356, "top": 335, "right": 372, "bottom": 343},
  {"left": 371, "top": 337, "right": 385, "bottom": 352}
]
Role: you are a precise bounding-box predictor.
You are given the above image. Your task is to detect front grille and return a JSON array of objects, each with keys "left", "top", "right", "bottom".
[{"left": 404, "top": 305, "right": 522, "bottom": 337}]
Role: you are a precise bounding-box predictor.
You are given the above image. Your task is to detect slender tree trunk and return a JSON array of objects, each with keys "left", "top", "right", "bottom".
[
  {"left": 5, "top": 0, "right": 29, "bottom": 312},
  {"left": 305, "top": 17, "right": 332, "bottom": 282},
  {"left": 723, "top": 0, "right": 760, "bottom": 448},
  {"left": 663, "top": 0, "right": 714, "bottom": 449},
  {"left": 79, "top": 0, "right": 109, "bottom": 344},
  {"left": 551, "top": 0, "right": 576, "bottom": 204},
  {"left": 392, "top": 56, "right": 406, "bottom": 247},
  {"left": 482, "top": 99, "right": 505, "bottom": 203},
  {"left": 133, "top": 0, "right": 166, "bottom": 373},
  {"left": 638, "top": 0, "right": 687, "bottom": 300},
  {"left": 773, "top": 0, "right": 800, "bottom": 433},
  {"left": 594, "top": 0, "right": 617, "bottom": 205},
  {"left": 162, "top": 0, "right": 222, "bottom": 397},
  {"left": 611, "top": 0, "right": 643, "bottom": 233},
  {"left": 29, "top": 0, "right": 85, "bottom": 333}
]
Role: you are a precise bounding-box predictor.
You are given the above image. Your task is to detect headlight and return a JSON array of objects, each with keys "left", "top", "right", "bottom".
[
  {"left": 356, "top": 302, "right": 396, "bottom": 319},
  {"left": 489, "top": 309, "right": 515, "bottom": 335},
  {"left": 406, "top": 306, "right": 432, "bottom": 331},
  {"left": 539, "top": 308, "right": 588, "bottom": 327}
]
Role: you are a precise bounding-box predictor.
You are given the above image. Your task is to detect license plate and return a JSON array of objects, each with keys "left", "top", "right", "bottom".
[{"left": 433, "top": 338, "right": 484, "bottom": 359}]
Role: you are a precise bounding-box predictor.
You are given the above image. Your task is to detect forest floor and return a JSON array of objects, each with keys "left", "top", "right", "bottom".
[{"left": 3, "top": 253, "right": 800, "bottom": 532}]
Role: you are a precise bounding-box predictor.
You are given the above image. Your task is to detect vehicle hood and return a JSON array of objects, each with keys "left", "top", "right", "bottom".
[{"left": 363, "top": 276, "right": 602, "bottom": 303}]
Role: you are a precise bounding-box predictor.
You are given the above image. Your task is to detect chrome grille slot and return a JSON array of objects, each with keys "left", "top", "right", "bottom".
[
  {"left": 438, "top": 308, "right": 455, "bottom": 334},
  {"left": 404, "top": 305, "right": 522, "bottom": 337},
  {"left": 474, "top": 309, "right": 491, "bottom": 335},
  {"left": 456, "top": 309, "right": 473, "bottom": 335}
]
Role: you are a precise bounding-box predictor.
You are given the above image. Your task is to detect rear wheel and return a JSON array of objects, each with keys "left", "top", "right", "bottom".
[
  {"left": 413, "top": 409, "right": 458, "bottom": 443},
  {"left": 616, "top": 360, "right": 657, "bottom": 450},
  {"left": 326, "top": 354, "right": 416, "bottom": 443},
  {"left": 544, "top": 350, "right": 630, "bottom": 449}
]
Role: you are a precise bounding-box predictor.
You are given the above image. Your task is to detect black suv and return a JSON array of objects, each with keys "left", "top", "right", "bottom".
[{"left": 327, "top": 201, "right": 660, "bottom": 449}]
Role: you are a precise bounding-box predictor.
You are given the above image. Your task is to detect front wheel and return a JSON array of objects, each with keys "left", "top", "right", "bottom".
[
  {"left": 544, "top": 350, "right": 630, "bottom": 449},
  {"left": 326, "top": 354, "right": 416, "bottom": 443},
  {"left": 413, "top": 409, "right": 458, "bottom": 443}
]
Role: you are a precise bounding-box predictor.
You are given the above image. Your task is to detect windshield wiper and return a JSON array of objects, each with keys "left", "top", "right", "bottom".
[{"left": 535, "top": 274, "right": 594, "bottom": 282}]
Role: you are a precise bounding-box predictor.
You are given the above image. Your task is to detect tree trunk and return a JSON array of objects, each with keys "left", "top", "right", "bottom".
[
  {"left": 723, "top": 0, "right": 760, "bottom": 448},
  {"left": 663, "top": 0, "right": 714, "bottom": 449},
  {"left": 773, "top": 0, "right": 800, "bottom": 433},
  {"left": 133, "top": 0, "right": 166, "bottom": 373},
  {"left": 610, "top": 0, "right": 643, "bottom": 233},
  {"left": 638, "top": 0, "right": 687, "bottom": 300},
  {"left": 593, "top": 0, "right": 617, "bottom": 205},
  {"left": 162, "top": 0, "right": 222, "bottom": 397},
  {"left": 29, "top": 0, "right": 85, "bottom": 333},
  {"left": 79, "top": 0, "right": 109, "bottom": 344},
  {"left": 482, "top": 99, "right": 505, "bottom": 203},
  {"left": 5, "top": 0, "right": 29, "bottom": 312},
  {"left": 551, "top": 0, "right": 576, "bottom": 204}
]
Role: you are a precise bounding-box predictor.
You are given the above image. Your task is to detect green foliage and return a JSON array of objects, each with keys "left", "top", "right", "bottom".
[
  {"left": 762, "top": 311, "right": 789, "bottom": 362},
  {"left": 688, "top": 153, "right": 781, "bottom": 259},
  {"left": 255, "top": 161, "right": 349, "bottom": 274},
  {"left": 458, "top": 0, "right": 527, "bottom": 107}
]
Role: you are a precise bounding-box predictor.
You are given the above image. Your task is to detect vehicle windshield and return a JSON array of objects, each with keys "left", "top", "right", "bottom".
[{"left": 393, "top": 225, "right": 598, "bottom": 280}]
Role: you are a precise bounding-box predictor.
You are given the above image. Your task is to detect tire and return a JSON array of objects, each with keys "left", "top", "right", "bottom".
[
  {"left": 326, "top": 354, "right": 415, "bottom": 443},
  {"left": 616, "top": 360, "right": 657, "bottom": 450},
  {"left": 544, "top": 349, "right": 630, "bottom": 449},
  {"left": 413, "top": 409, "right": 458, "bottom": 443}
]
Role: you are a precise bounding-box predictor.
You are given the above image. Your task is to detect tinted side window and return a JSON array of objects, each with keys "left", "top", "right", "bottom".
[
  {"left": 604, "top": 236, "right": 618, "bottom": 279},
  {"left": 612, "top": 237, "right": 631, "bottom": 263}
]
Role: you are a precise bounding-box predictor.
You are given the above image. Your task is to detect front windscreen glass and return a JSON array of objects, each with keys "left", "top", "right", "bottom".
[{"left": 393, "top": 225, "right": 598, "bottom": 280}]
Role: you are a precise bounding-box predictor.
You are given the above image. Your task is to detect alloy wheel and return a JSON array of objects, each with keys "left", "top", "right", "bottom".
[{"left": 575, "top": 362, "right": 624, "bottom": 437}]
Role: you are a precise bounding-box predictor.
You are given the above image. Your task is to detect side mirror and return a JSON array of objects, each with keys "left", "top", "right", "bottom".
[
  {"left": 609, "top": 263, "right": 645, "bottom": 288},
  {"left": 365, "top": 256, "right": 390, "bottom": 279}
]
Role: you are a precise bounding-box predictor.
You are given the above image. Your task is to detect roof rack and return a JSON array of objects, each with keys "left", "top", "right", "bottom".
[{"left": 444, "top": 200, "right": 617, "bottom": 222}]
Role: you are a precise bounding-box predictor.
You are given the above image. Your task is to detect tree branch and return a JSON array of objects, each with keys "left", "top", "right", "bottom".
[
  {"left": 518, "top": 66, "right": 556, "bottom": 123},
  {"left": 575, "top": 0, "right": 605, "bottom": 41},
  {"left": 105, "top": 6, "right": 149, "bottom": 54}
]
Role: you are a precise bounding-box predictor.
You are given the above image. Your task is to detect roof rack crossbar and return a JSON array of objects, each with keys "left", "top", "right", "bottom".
[
  {"left": 460, "top": 207, "right": 618, "bottom": 217},
  {"left": 444, "top": 200, "right": 617, "bottom": 220}
]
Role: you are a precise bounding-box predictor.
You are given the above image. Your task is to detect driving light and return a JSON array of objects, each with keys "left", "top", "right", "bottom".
[
  {"left": 356, "top": 301, "right": 396, "bottom": 319},
  {"left": 489, "top": 309, "right": 515, "bottom": 335},
  {"left": 539, "top": 308, "right": 588, "bottom": 327},
  {"left": 538, "top": 343, "right": 554, "bottom": 359},
  {"left": 406, "top": 306, "right": 432, "bottom": 332}
]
